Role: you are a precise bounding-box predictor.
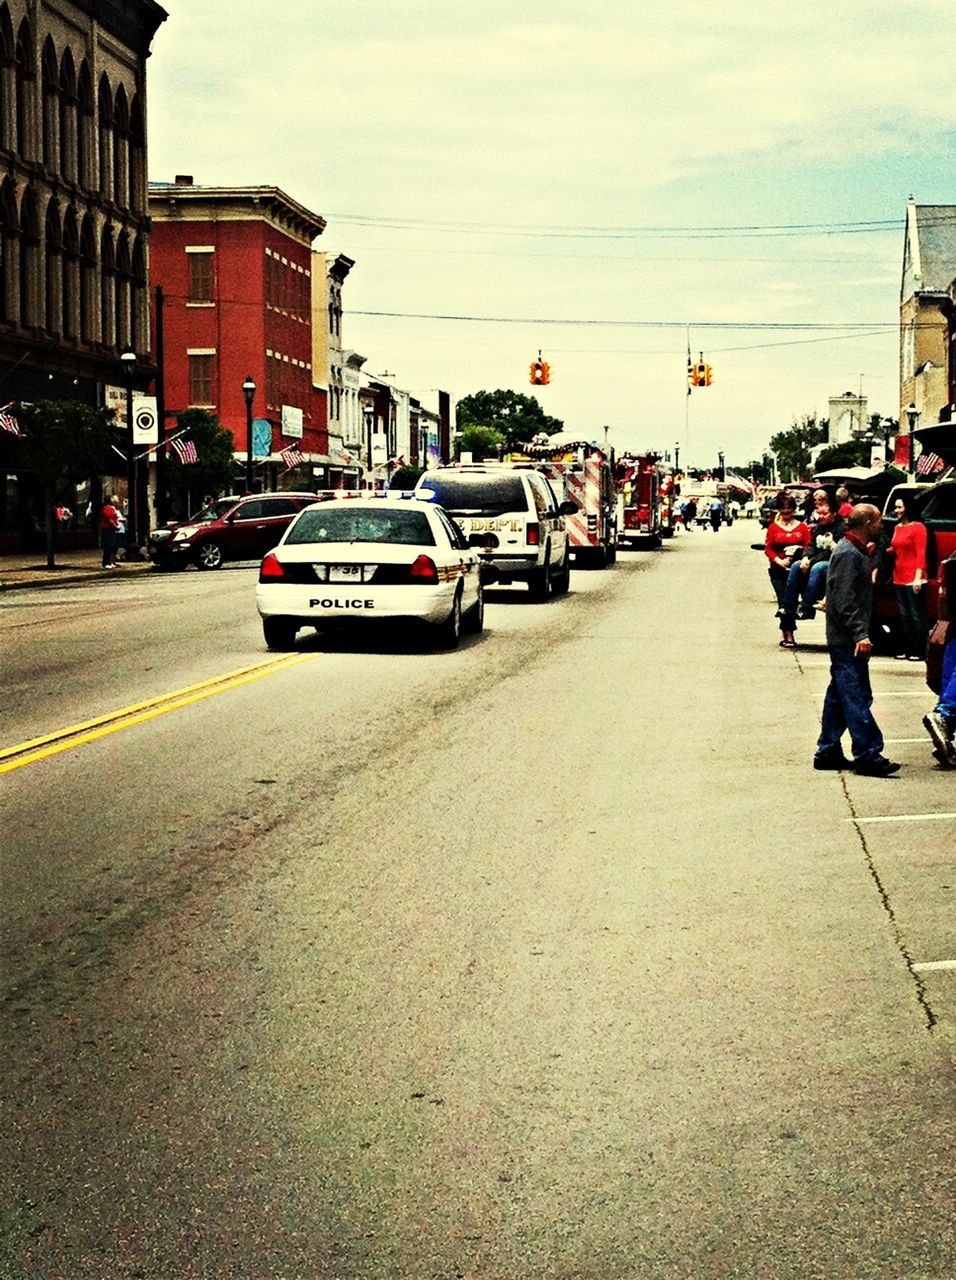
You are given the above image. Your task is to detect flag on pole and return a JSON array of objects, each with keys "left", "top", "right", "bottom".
[
  {"left": 170, "top": 437, "right": 198, "bottom": 464},
  {"left": 0, "top": 403, "right": 21, "bottom": 435},
  {"left": 280, "top": 444, "right": 304, "bottom": 470},
  {"left": 915, "top": 451, "right": 945, "bottom": 476}
]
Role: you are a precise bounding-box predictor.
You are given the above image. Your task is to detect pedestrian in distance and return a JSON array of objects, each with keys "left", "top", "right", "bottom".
[
  {"left": 885, "top": 491, "right": 929, "bottom": 660},
  {"left": 708, "top": 498, "right": 724, "bottom": 532},
  {"left": 764, "top": 493, "right": 810, "bottom": 645},
  {"left": 923, "top": 551, "right": 956, "bottom": 767},
  {"left": 99, "top": 495, "right": 121, "bottom": 568},
  {"left": 814, "top": 503, "right": 901, "bottom": 777},
  {"left": 682, "top": 498, "right": 697, "bottom": 531}
]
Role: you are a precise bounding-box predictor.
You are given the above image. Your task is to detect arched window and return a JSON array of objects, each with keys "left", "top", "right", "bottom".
[
  {"left": 100, "top": 223, "right": 115, "bottom": 347},
  {"left": 77, "top": 62, "right": 94, "bottom": 188},
  {"left": 97, "top": 75, "right": 112, "bottom": 200},
  {"left": 129, "top": 96, "right": 145, "bottom": 214},
  {"left": 62, "top": 207, "right": 79, "bottom": 338},
  {"left": 58, "top": 48, "right": 77, "bottom": 183},
  {"left": 15, "top": 20, "right": 35, "bottom": 159},
  {"left": 0, "top": 177, "right": 18, "bottom": 323},
  {"left": 115, "top": 230, "right": 130, "bottom": 351},
  {"left": 41, "top": 36, "right": 57, "bottom": 170},
  {"left": 131, "top": 234, "right": 147, "bottom": 352},
  {"left": 19, "top": 187, "right": 39, "bottom": 326},
  {"left": 112, "top": 84, "right": 128, "bottom": 209},
  {"left": 44, "top": 199, "right": 61, "bottom": 333},
  {"left": 79, "top": 213, "right": 95, "bottom": 341},
  {"left": 0, "top": 7, "right": 15, "bottom": 152}
]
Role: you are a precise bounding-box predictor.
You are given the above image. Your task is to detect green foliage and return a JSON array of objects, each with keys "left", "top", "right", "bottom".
[
  {"left": 18, "top": 400, "right": 119, "bottom": 567},
  {"left": 165, "top": 409, "right": 237, "bottom": 514},
  {"left": 458, "top": 424, "right": 505, "bottom": 461},
  {"left": 769, "top": 415, "right": 826, "bottom": 482},
  {"left": 813, "top": 440, "right": 872, "bottom": 472},
  {"left": 456, "top": 389, "right": 563, "bottom": 450},
  {"left": 389, "top": 464, "right": 424, "bottom": 490}
]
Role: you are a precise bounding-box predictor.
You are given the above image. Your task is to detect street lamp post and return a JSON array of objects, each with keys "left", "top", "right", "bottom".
[
  {"left": 242, "top": 376, "right": 256, "bottom": 494},
  {"left": 674, "top": 441, "right": 680, "bottom": 473},
  {"left": 906, "top": 403, "right": 920, "bottom": 478},
  {"left": 120, "top": 349, "right": 141, "bottom": 560},
  {"left": 718, "top": 450, "right": 725, "bottom": 481}
]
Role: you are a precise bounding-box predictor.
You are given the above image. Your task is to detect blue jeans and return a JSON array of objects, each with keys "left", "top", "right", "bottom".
[
  {"left": 937, "top": 639, "right": 956, "bottom": 723},
  {"left": 894, "top": 585, "right": 928, "bottom": 657},
  {"left": 817, "top": 646, "right": 884, "bottom": 764},
  {"left": 783, "top": 560, "right": 828, "bottom": 621}
]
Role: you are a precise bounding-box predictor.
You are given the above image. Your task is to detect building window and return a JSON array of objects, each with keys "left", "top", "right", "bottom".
[
  {"left": 188, "top": 352, "right": 215, "bottom": 405},
  {"left": 187, "top": 250, "right": 214, "bottom": 303}
]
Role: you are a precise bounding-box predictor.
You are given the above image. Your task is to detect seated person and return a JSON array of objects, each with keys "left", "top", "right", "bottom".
[{"left": 780, "top": 490, "right": 845, "bottom": 638}]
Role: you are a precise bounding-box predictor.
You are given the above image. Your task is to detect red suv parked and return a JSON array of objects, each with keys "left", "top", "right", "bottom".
[{"left": 149, "top": 492, "right": 320, "bottom": 570}]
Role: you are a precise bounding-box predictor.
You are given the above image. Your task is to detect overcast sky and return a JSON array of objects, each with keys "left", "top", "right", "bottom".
[{"left": 147, "top": 0, "right": 955, "bottom": 466}]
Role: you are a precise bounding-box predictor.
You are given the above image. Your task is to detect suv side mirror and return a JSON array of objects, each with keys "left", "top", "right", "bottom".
[{"left": 559, "top": 500, "right": 578, "bottom": 516}]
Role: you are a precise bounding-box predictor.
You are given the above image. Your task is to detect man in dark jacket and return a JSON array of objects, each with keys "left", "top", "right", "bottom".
[{"left": 813, "top": 504, "right": 901, "bottom": 777}]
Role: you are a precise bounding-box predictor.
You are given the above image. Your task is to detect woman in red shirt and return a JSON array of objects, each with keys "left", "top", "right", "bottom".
[
  {"left": 764, "top": 494, "right": 810, "bottom": 647},
  {"left": 886, "top": 491, "right": 929, "bottom": 659}
]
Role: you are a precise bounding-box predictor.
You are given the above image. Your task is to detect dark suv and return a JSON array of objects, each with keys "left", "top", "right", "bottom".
[{"left": 149, "top": 492, "right": 320, "bottom": 570}]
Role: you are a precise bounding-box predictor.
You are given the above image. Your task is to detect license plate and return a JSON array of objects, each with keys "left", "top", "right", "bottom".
[{"left": 328, "top": 564, "right": 365, "bottom": 583}]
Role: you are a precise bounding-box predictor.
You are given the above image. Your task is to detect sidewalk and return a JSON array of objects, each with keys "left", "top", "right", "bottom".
[{"left": 0, "top": 548, "right": 157, "bottom": 591}]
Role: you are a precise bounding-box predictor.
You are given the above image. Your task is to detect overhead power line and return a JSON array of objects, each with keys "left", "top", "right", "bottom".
[{"left": 351, "top": 310, "right": 900, "bottom": 331}]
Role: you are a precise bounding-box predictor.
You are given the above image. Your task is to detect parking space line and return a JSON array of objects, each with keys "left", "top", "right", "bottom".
[
  {"left": 885, "top": 738, "right": 932, "bottom": 744},
  {"left": 912, "top": 960, "right": 956, "bottom": 973},
  {"left": 848, "top": 813, "right": 956, "bottom": 824}
]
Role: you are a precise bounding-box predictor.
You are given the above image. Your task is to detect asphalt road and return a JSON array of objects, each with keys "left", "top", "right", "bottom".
[{"left": 2, "top": 523, "right": 954, "bottom": 1279}]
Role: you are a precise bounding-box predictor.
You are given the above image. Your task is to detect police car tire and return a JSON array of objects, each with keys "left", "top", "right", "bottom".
[
  {"left": 436, "top": 591, "right": 462, "bottom": 649},
  {"left": 465, "top": 586, "right": 485, "bottom": 634},
  {"left": 263, "top": 617, "right": 298, "bottom": 651}
]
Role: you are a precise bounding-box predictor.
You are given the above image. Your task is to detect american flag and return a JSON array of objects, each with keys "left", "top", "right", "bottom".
[
  {"left": 916, "top": 451, "right": 946, "bottom": 476},
  {"left": 281, "top": 444, "right": 304, "bottom": 470},
  {"left": 170, "top": 437, "right": 198, "bottom": 464},
  {"left": 0, "top": 403, "right": 21, "bottom": 435}
]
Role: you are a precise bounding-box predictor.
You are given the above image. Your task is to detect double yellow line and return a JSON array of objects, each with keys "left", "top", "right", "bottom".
[{"left": 0, "top": 653, "right": 314, "bottom": 775}]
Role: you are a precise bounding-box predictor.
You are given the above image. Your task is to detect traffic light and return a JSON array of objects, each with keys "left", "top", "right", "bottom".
[
  {"left": 539, "top": 361, "right": 551, "bottom": 385},
  {"left": 530, "top": 361, "right": 542, "bottom": 385},
  {"left": 703, "top": 363, "right": 713, "bottom": 386},
  {"left": 696, "top": 363, "right": 707, "bottom": 386},
  {"left": 530, "top": 358, "right": 551, "bottom": 385},
  {"left": 687, "top": 360, "right": 696, "bottom": 388}
]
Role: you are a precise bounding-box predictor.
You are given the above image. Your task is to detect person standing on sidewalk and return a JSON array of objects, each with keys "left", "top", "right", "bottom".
[
  {"left": 814, "top": 503, "right": 901, "bottom": 777},
  {"left": 99, "top": 495, "right": 121, "bottom": 568},
  {"left": 885, "top": 491, "right": 929, "bottom": 660}
]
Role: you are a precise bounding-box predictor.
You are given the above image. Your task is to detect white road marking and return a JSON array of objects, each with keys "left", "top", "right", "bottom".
[
  {"left": 848, "top": 813, "right": 956, "bottom": 824},
  {"left": 885, "top": 738, "right": 936, "bottom": 744},
  {"left": 912, "top": 960, "right": 956, "bottom": 973}
]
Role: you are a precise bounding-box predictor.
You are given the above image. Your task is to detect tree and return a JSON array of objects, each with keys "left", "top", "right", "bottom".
[
  {"left": 813, "top": 440, "right": 871, "bottom": 472},
  {"left": 18, "top": 400, "right": 117, "bottom": 568},
  {"left": 164, "top": 409, "right": 237, "bottom": 518},
  {"left": 458, "top": 424, "right": 505, "bottom": 461},
  {"left": 769, "top": 414, "right": 826, "bottom": 482},
  {"left": 456, "top": 389, "right": 563, "bottom": 450}
]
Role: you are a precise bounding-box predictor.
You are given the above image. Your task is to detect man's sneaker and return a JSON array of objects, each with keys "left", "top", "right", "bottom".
[
  {"left": 854, "top": 756, "right": 902, "bottom": 777},
  {"left": 922, "top": 712, "right": 956, "bottom": 765},
  {"left": 813, "top": 749, "right": 851, "bottom": 771}
]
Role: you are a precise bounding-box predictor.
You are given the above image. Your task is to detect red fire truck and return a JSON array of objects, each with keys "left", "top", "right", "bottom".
[
  {"left": 616, "top": 453, "right": 665, "bottom": 547},
  {"left": 521, "top": 434, "right": 618, "bottom": 567}
]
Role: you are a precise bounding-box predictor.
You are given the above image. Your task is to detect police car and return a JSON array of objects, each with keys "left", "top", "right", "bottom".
[{"left": 255, "top": 496, "right": 483, "bottom": 650}]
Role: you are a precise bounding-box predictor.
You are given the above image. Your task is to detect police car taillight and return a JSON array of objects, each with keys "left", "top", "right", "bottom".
[
  {"left": 526, "top": 522, "right": 540, "bottom": 545},
  {"left": 259, "top": 552, "right": 285, "bottom": 581},
  {"left": 409, "top": 554, "right": 438, "bottom": 583}
]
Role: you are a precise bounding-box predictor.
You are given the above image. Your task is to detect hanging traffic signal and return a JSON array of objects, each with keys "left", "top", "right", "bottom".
[
  {"left": 539, "top": 361, "right": 551, "bottom": 385},
  {"left": 530, "top": 361, "right": 542, "bottom": 384},
  {"left": 703, "top": 363, "right": 713, "bottom": 386},
  {"left": 696, "top": 363, "right": 707, "bottom": 386},
  {"left": 530, "top": 356, "right": 551, "bottom": 385}
]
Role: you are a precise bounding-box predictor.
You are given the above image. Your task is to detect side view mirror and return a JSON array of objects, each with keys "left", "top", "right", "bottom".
[{"left": 559, "top": 500, "right": 578, "bottom": 516}]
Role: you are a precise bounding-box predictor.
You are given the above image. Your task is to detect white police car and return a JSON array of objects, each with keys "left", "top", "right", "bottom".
[{"left": 255, "top": 496, "right": 483, "bottom": 650}]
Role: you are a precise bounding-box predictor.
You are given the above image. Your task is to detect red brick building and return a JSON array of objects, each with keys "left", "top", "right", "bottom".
[{"left": 148, "top": 178, "right": 329, "bottom": 490}]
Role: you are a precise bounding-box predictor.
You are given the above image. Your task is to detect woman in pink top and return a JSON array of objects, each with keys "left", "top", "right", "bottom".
[{"left": 887, "top": 491, "right": 929, "bottom": 659}]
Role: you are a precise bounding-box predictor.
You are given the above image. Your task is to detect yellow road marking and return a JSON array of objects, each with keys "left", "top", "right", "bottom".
[{"left": 0, "top": 653, "right": 314, "bottom": 775}]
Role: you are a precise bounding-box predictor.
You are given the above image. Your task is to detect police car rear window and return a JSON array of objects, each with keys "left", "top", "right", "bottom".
[
  {"left": 418, "top": 474, "right": 529, "bottom": 515},
  {"left": 286, "top": 507, "right": 435, "bottom": 546}
]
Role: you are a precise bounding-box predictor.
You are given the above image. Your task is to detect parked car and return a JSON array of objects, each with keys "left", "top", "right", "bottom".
[
  {"left": 149, "top": 492, "right": 320, "bottom": 570},
  {"left": 412, "top": 465, "right": 575, "bottom": 599},
  {"left": 255, "top": 497, "right": 483, "bottom": 650}
]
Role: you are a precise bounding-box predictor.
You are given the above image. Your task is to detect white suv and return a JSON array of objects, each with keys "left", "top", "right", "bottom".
[{"left": 414, "top": 465, "right": 574, "bottom": 600}]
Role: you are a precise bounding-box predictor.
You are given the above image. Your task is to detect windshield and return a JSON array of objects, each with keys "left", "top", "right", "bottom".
[
  {"left": 417, "top": 473, "right": 528, "bottom": 516},
  {"left": 286, "top": 506, "right": 436, "bottom": 546},
  {"left": 189, "top": 499, "right": 236, "bottom": 524}
]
